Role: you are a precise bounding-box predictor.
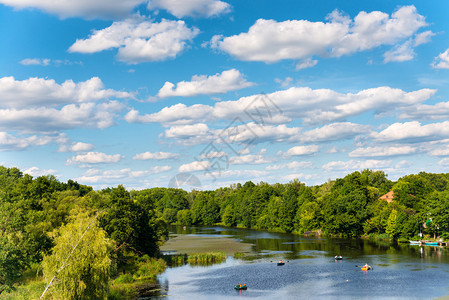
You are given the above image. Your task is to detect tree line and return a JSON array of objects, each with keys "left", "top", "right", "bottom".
[
  {"left": 2, "top": 166, "right": 449, "bottom": 297},
  {"left": 148, "top": 169, "right": 449, "bottom": 241}
]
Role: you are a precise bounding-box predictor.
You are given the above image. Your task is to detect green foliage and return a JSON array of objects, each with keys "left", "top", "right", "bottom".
[
  {"left": 42, "top": 211, "right": 113, "bottom": 299},
  {"left": 0, "top": 233, "right": 28, "bottom": 294},
  {"left": 187, "top": 252, "right": 227, "bottom": 265},
  {"left": 99, "top": 185, "right": 159, "bottom": 258}
]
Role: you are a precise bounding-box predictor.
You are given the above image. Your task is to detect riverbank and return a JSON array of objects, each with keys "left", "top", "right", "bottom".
[{"left": 160, "top": 234, "right": 252, "bottom": 255}]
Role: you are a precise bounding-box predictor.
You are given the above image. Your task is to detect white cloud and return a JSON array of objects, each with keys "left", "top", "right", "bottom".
[
  {"left": 59, "top": 142, "right": 94, "bottom": 152},
  {"left": 133, "top": 151, "right": 179, "bottom": 160},
  {"left": 429, "top": 146, "right": 449, "bottom": 157},
  {"left": 0, "top": 132, "right": 69, "bottom": 151},
  {"left": 76, "top": 166, "right": 171, "bottom": 184},
  {"left": 0, "top": 0, "right": 144, "bottom": 19},
  {"left": 414, "top": 30, "right": 434, "bottom": 46},
  {"left": 219, "top": 122, "right": 301, "bottom": 146},
  {"left": 211, "top": 6, "right": 427, "bottom": 63},
  {"left": 400, "top": 101, "right": 449, "bottom": 121},
  {"left": 20, "top": 58, "right": 50, "bottom": 66},
  {"left": 126, "top": 86, "right": 435, "bottom": 127},
  {"left": 0, "top": 101, "right": 125, "bottom": 133},
  {"left": 149, "top": 165, "right": 172, "bottom": 173},
  {"left": 281, "top": 173, "right": 313, "bottom": 182},
  {"left": 349, "top": 146, "right": 417, "bottom": 157},
  {"left": 69, "top": 17, "right": 199, "bottom": 64},
  {"left": 383, "top": 39, "right": 415, "bottom": 63},
  {"left": 0, "top": 76, "right": 131, "bottom": 108},
  {"left": 148, "top": 0, "right": 231, "bottom": 18},
  {"left": 67, "top": 152, "right": 124, "bottom": 164},
  {"left": 432, "top": 48, "right": 449, "bottom": 69},
  {"left": 299, "top": 122, "right": 371, "bottom": 143},
  {"left": 0, "top": 132, "right": 54, "bottom": 151},
  {"left": 229, "top": 154, "right": 270, "bottom": 165},
  {"left": 23, "top": 166, "right": 57, "bottom": 177},
  {"left": 25, "top": 167, "right": 57, "bottom": 177},
  {"left": 178, "top": 160, "right": 211, "bottom": 172},
  {"left": 274, "top": 77, "right": 293, "bottom": 87},
  {"left": 296, "top": 58, "right": 318, "bottom": 70},
  {"left": 266, "top": 161, "right": 313, "bottom": 170},
  {"left": 202, "top": 169, "right": 268, "bottom": 180},
  {"left": 125, "top": 103, "right": 213, "bottom": 126},
  {"left": 438, "top": 158, "right": 449, "bottom": 166},
  {"left": 322, "top": 159, "right": 391, "bottom": 171},
  {"left": 280, "top": 145, "right": 319, "bottom": 157},
  {"left": 372, "top": 121, "right": 449, "bottom": 143},
  {"left": 157, "top": 69, "right": 253, "bottom": 98}
]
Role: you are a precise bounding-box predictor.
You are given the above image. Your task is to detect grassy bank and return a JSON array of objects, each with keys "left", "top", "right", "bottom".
[{"left": 0, "top": 257, "right": 167, "bottom": 300}]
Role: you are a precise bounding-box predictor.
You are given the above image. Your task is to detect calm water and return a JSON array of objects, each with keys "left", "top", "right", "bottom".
[{"left": 149, "top": 226, "right": 449, "bottom": 299}]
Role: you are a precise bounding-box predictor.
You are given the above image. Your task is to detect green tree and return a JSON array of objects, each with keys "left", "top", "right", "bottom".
[
  {"left": 42, "top": 211, "right": 113, "bottom": 299},
  {"left": 99, "top": 185, "right": 159, "bottom": 257},
  {"left": 0, "top": 233, "right": 27, "bottom": 295}
]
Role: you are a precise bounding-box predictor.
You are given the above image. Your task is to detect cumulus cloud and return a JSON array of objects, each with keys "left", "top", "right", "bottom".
[
  {"left": 432, "top": 48, "right": 449, "bottom": 69},
  {"left": 400, "top": 101, "right": 449, "bottom": 121},
  {"left": 229, "top": 153, "right": 270, "bottom": 165},
  {"left": 280, "top": 145, "right": 319, "bottom": 157},
  {"left": 296, "top": 58, "right": 318, "bottom": 70},
  {"left": 438, "top": 158, "right": 449, "bottom": 166},
  {"left": 148, "top": 0, "right": 231, "bottom": 18},
  {"left": 133, "top": 151, "right": 179, "bottom": 160},
  {"left": 59, "top": 142, "right": 94, "bottom": 152},
  {"left": 349, "top": 146, "right": 417, "bottom": 157},
  {"left": 0, "top": 0, "right": 144, "bottom": 19},
  {"left": 157, "top": 69, "right": 253, "bottom": 98},
  {"left": 0, "top": 101, "right": 125, "bottom": 133},
  {"left": 23, "top": 166, "right": 57, "bottom": 177},
  {"left": 125, "top": 103, "right": 213, "bottom": 126},
  {"left": 128, "top": 86, "right": 435, "bottom": 129},
  {"left": 299, "top": 122, "right": 371, "bottom": 143},
  {"left": 0, "top": 132, "right": 59, "bottom": 151},
  {"left": 178, "top": 160, "right": 211, "bottom": 172},
  {"left": 428, "top": 146, "right": 449, "bottom": 157},
  {"left": 414, "top": 30, "right": 435, "bottom": 46},
  {"left": 126, "top": 86, "right": 435, "bottom": 128},
  {"left": 67, "top": 151, "right": 124, "bottom": 164},
  {"left": 266, "top": 161, "right": 313, "bottom": 170},
  {"left": 76, "top": 166, "right": 171, "bottom": 184},
  {"left": 0, "top": 76, "right": 131, "bottom": 109},
  {"left": 322, "top": 159, "right": 391, "bottom": 171},
  {"left": 383, "top": 39, "right": 415, "bottom": 63},
  {"left": 211, "top": 6, "right": 427, "bottom": 63},
  {"left": 372, "top": 121, "right": 449, "bottom": 143},
  {"left": 69, "top": 17, "right": 199, "bottom": 64}
]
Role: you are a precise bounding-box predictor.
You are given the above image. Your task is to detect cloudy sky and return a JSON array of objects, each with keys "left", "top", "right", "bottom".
[{"left": 1, "top": 0, "right": 449, "bottom": 190}]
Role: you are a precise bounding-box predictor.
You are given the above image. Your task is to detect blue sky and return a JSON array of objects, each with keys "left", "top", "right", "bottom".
[{"left": 1, "top": 0, "right": 449, "bottom": 190}]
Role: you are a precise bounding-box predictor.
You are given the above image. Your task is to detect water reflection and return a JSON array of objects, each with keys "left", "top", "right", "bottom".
[{"left": 150, "top": 226, "right": 449, "bottom": 299}]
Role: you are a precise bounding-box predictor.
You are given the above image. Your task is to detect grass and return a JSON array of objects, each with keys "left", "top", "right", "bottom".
[
  {"left": 187, "top": 252, "right": 227, "bottom": 265},
  {"left": 108, "top": 256, "right": 167, "bottom": 299}
]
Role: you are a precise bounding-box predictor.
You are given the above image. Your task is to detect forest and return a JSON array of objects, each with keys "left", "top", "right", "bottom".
[{"left": 1, "top": 166, "right": 449, "bottom": 298}]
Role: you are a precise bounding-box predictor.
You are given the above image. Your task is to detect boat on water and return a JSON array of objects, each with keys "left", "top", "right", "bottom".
[
  {"left": 334, "top": 255, "right": 343, "bottom": 260},
  {"left": 410, "top": 241, "right": 421, "bottom": 245},
  {"left": 361, "top": 264, "right": 372, "bottom": 271},
  {"left": 234, "top": 284, "right": 247, "bottom": 290},
  {"left": 277, "top": 260, "right": 285, "bottom": 266},
  {"left": 424, "top": 242, "right": 439, "bottom": 246}
]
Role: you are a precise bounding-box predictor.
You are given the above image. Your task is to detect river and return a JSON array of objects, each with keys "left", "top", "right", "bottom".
[{"left": 149, "top": 226, "right": 449, "bottom": 299}]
